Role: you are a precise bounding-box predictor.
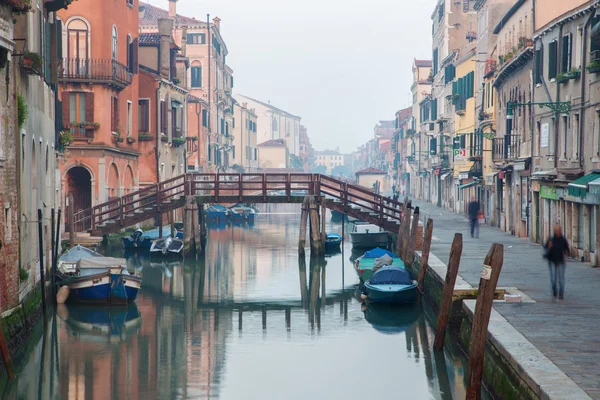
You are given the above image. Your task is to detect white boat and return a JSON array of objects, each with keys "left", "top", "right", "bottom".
[
  {"left": 349, "top": 222, "right": 389, "bottom": 249},
  {"left": 150, "top": 236, "right": 184, "bottom": 256}
]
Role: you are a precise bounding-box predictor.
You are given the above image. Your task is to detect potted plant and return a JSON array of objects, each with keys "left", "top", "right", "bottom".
[
  {"left": 161, "top": 134, "right": 168, "bottom": 142},
  {"left": 587, "top": 59, "right": 600, "bottom": 73},
  {"left": 21, "top": 50, "right": 43, "bottom": 73},
  {"left": 126, "top": 136, "right": 136, "bottom": 144},
  {"left": 59, "top": 130, "right": 74, "bottom": 148},
  {"left": 84, "top": 121, "right": 100, "bottom": 129},
  {"left": 172, "top": 137, "right": 186, "bottom": 147},
  {"left": 112, "top": 131, "right": 124, "bottom": 143},
  {"left": 138, "top": 133, "right": 153, "bottom": 141}
]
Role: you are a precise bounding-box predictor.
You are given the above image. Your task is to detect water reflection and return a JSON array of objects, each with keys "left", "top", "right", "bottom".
[{"left": 0, "top": 206, "right": 486, "bottom": 399}]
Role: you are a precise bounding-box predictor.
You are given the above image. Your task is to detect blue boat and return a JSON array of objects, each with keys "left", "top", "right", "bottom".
[
  {"left": 122, "top": 227, "right": 183, "bottom": 249},
  {"left": 205, "top": 205, "right": 231, "bottom": 221},
  {"left": 325, "top": 233, "right": 342, "bottom": 250},
  {"left": 363, "top": 266, "right": 417, "bottom": 304},
  {"left": 57, "top": 246, "right": 142, "bottom": 305},
  {"left": 229, "top": 206, "right": 257, "bottom": 223}
]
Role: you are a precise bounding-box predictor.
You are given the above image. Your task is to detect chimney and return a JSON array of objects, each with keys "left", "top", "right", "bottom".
[
  {"left": 139, "top": 5, "right": 146, "bottom": 19},
  {"left": 181, "top": 26, "right": 188, "bottom": 57},
  {"left": 242, "top": 102, "right": 247, "bottom": 109},
  {"left": 212, "top": 16, "right": 221, "bottom": 30},
  {"left": 168, "top": 0, "right": 177, "bottom": 18},
  {"left": 158, "top": 18, "right": 174, "bottom": 79}
]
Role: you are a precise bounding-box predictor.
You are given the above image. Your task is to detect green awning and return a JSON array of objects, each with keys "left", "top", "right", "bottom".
[
  {"left": 458, "top": 181, "right": 478, "bottom": 190},
  {"left": 588, "top": 176, "right": 600, "bottom": 196},
  {"left": 567, "top": 173, "right": 600, "bottom": 197}
]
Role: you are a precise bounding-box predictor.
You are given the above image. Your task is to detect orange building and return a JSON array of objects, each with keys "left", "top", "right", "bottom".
[{"left": 57, "top": 0, "right": 141, "bottom": 227}]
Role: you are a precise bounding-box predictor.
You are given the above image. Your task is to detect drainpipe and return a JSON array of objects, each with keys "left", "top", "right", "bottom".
[
  {"left": 554, "top": 24, "right": 564, "bottom": 167},
  {"left": 579, "top": 12, "right": 595, "bottom": 170},
  {"left": 196, "top": 102, "right": 201, "bottom": 170},
  {"left": 156, "top": 83, "right": 161, "bottom": 184}
]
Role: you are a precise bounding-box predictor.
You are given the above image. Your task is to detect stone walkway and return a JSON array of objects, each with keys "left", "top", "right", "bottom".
[{"left": 409, "top": 197, "right": 600, "bottom": 399}]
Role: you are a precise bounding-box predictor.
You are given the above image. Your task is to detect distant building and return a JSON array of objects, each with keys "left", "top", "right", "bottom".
[
  {"left": 234, "top": 95, "right": 301, "bottom": 158},
  {"left": 315, "top": 149, "right": 345, "bottom": 174},
  {"left": 257, "top": 139, "right": 288, "bottom": 169},
  {"left": 299, "top": 125, "right": 314, "bottom": 172},
  {"left": 231, "top": 101, "right": 258, "bottom": 171},
  {"left": 356, "top": 168, "right": 388, "bottom": 194}
]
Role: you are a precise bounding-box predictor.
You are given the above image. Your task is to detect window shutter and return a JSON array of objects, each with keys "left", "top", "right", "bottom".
[
  {"left": 131, "top": 37, "right": 139, "bottom": 74},
  {"left": 61, "top": 92, "right": 70, "bottom": 128},
  {"left": 535, "top": 47, "right": 543, "bottom": 84},
  {"left": 202, "top": 109, "right": 207, "bottom": 127},
  {"left": 186, "top": 34, "right": 193, "bottom": 43},
  {"left": 430, "top": 138, "right": 437, "bottom": 155},
  {"left": 114, "top": 97, "right": 119, "bottom": 130},
  {"left": 460, "top": 134, "right": 466, "bottom": 148},
  {"left": 549, "top": 41, "right": 557, "bottom": 79},
  {"left": 85, "top": 92, "right": 94, "bottom": 122}
]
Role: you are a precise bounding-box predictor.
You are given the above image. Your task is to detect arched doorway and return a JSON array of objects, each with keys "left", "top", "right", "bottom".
[{"left": 65, "top": 166, "right": 92, "bottom": 231}]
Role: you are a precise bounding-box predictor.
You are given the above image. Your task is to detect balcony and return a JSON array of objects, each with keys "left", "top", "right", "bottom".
[
  {"left": 58, "top": 58, "right": 133, "bottom": 90},
  {"left": 492, "top": 135, "right": 520, "bottom": 162},
  {"left": 484, "top": 59, "right": 496, "bottom": 78}
]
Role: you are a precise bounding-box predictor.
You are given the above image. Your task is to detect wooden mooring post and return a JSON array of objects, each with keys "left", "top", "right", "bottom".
[
  {"left": 405, "top": 206, "right": 420, "bottom": 267},
  {"left": 298, "top": 196, "right": 310, "bottom": 255},
  {"left": 53, "top": 209, "right": 62, "bottom": 303},
  {"left": 433, "top": 233, "right": 463, "bottom": 351},
  {"left": 418, "top": 219, "right": 434, "bottom": 291},
  {"left": 37, "top": 209, "right": 47, "bottom": 326},
  {"left": 68, "top": 193, "right": 74, "bottom": 248},
  {"left": 320, "top": 198, "right": 327, "bottom": 246},
  {"left": 401, "top": 205, "right": 412, "bottom": 260},
  {"left": 395, "top": 197, "right": 409, "bottom": 252},
  {"left": 466, "top": 243, "right": 504, "bottom": 400}
]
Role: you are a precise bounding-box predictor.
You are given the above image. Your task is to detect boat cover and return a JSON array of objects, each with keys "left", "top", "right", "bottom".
[
  {"left": 369, "top": 266, "right": 413, "bottom": 285},
  {"left": 363, "top": 248, "right": 397, "bottom": 259},
  {"left": 327, "top": 233, "right": 342, "bottom": 240},
  {"left": 373, "top": 254, "right": 394, "bottom": 270},
  {"left": 59, "top": 245, "right": 103, "bottom": 262},
  {"left": 77, "top": 257, "right": 129, "bottom": 277}
]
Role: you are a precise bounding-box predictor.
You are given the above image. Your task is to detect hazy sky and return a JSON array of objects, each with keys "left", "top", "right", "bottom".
[{"left": 169, "top": 0, "right": 437, "bottom": 153}]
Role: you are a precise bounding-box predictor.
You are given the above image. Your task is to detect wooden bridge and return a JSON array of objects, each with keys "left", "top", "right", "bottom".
[{"left": 73, "top": 173, "right": 407, "bottom": 237}]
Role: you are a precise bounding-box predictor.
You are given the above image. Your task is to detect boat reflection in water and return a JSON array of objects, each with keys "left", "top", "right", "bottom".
[
  {"left": 361, "top": 303, "right": 421, "bottom": 334},
  {"left": 56, "top": 303, "right": 142, "bottom": 342}
]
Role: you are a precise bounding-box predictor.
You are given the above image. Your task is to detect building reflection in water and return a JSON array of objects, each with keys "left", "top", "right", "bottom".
[{"left": 0, "top": 209, "right": 482, "bottom": 399}]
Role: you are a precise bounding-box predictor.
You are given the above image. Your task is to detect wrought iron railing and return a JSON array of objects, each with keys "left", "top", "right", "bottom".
[
  {"left": 492, "top": 135, "right": 520, "bottom": 162},
  {"left": 58, "top": 58, "right": 133, "bottom": 88}
]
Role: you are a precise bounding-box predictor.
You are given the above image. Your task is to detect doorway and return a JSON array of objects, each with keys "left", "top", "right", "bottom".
[{"left": 65, "top": 166, "right": 92, "bottom": 231}]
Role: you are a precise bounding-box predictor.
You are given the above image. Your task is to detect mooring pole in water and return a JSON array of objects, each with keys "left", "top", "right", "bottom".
[
  {"left": 37, "top": 209, "right": 47, "bottom": 325},
  {"left": 298, "top": 256, "right": 308, "bottom": 306},
  {"left": 309, "top": 198, "right": 322, "bottom": 256},
  {"left": 466, "top": 243, "right": 504, "bottom": 400},
  {"left": 418, "top": 219, "right": 434, "bottom": 292},
  {"left": 396, "top": 198, "right": 409, "bottom": 254},
  {"left": 401, "top": 205, "right": 412, "bottom": 260},
  {"left": 299, "top": 196, "right": 309, "bottom": 255},
  {"left": 68, "top": 193, "right": 74, "bottom": 248},
  {"left": 50, "top": 208, "right": 56, "bottom": 301},
  {"left": 433, "top": 233, "right": 463, "bottom": 351},
  {"left": 320, "top": 197, "right": 327, "bottom": 247},
  {"left": 53, "top": 209, "right": 62, "bottom": 304},
  {"left": 406, "top": 206, "right": 420, "bottom": 267}
]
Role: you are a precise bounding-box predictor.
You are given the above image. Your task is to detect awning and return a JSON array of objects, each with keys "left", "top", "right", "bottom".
[
  {"left": 458, "top": 181, "right": 478, "bottom": 190},
  {"left": 567, "top": 173, "right": 600, "bottom": 198},
  {"left": 440, "top": 172, "right": 451, "bottom": 180},
  {"left": 587, "top": 176, "right": 600, "bottom": 196}
]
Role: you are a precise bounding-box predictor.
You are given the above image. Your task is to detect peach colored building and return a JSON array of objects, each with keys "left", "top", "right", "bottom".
[
  {"left": 58, "top": 0, "right": 141, "bottom": 229},
  {"left": 139, "top": 1, "right": 234, "bottom": 172},
  {"left": 257, "top": 139, "right": 288, "bottom": 169}
]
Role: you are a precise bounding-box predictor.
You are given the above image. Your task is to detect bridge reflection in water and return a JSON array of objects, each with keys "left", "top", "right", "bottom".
[{"left": 0, "top": 207, "right": 488, "bottom": 399}]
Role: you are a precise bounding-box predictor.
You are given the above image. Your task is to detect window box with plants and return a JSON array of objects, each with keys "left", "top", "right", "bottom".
[
  {"left": 587, "top": 60, "right": 600, "bottom": 73},
  {"left": 112, "top": 132, "right": 124, "bottom": 143},
  {"left": 161, "top": 134, "right": 168, "bottom": 143},
  {"left": 172, "top": 137, "right": 186, "bottom": 147},
  {"left": 556, "top": 68, "right": 581, "bottom": 83},
  {"left": 20, "top": 50, "right": 43, "bottom": 75},
  {"left": 126, "top": 136, "right": 136, "bottom": 144},
  {"left": 59, "top": 130, "right": 74, "bottom": 150},
  {"left": 138, "top": 132, "right": 154, "bottom": 141}
]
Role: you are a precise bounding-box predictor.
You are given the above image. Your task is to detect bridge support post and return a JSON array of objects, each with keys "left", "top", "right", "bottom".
[
  {"left": 183, "top": 195, "right": 199, "bottom": 256},
  {"left": 299, "top": 196, "right": 310, "bottom": 255},
  {"left": 198, "top": 203, "right": 206, "bottom": 252},
  {"left": 401, "top": 205, "right": 412, "bottom": 260},
  {"left": 309, "top": 197, "right": 323, "bottom": 256}
]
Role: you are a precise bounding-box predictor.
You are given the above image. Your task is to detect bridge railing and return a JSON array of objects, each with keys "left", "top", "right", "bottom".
[{"left": 318, "top": 175, "right": 404, "bottom": 224}]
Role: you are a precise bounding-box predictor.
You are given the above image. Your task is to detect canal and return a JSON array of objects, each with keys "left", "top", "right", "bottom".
[{"left": 0, "top": 206, "right": 490, "bottom": 399}]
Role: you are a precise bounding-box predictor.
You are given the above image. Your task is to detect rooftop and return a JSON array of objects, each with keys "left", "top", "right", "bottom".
[
  {"left": 356, "top": 167, "right": 386, "bottom": 175},
  {"left": 315, "top": 150, "right": 341, "bottom": 156},
  {"left": 257, "top": 139, "right": 286, "bottom": 147},
  {"left": 139, "top": 2, "right": 205, "bottom": 28},
  {"left": 415, "top": 59, "right": 432, "bottom": 68},
  {"left": 236, "top": 94, "right": 301, "bottom": 119}
]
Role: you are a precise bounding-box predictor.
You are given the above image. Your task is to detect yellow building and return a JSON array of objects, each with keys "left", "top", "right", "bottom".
[
  {"left": 451, "top": 50, "right": 477, "bottom": 214},
  {"left": 257, "top": 139, "right": 288, "bottom": 169}
]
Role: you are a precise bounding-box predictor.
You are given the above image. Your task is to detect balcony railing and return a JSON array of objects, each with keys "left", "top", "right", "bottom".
[
  {"left": 484, "top": 59, "right": 496, "bottom": 78},
  {"left": 492, "top": 135, "right": 520, "bottom": 162},
  {"left": 58, "top": 58, "right": 133, "bottom": 90}
]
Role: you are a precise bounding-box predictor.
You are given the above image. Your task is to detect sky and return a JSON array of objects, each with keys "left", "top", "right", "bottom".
[{"left": 161, "top": 0, "right": 438, "bottom": 153}]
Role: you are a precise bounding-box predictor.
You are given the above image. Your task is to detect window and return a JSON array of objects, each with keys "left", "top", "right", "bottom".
[
  {"left": 127, "top": 101, "right": 132, "bottom": 137},
  {"left": 433, "top": 48, "right": 439, "bottom": 76},
  {"left": 572, "top": 114, "right": 579, "bottom": 159},
  {"left": 126, "top": 0, "right": 133, "bottom": 5},
  {"left": 112, "top": 96, "right": 119, "bottom": 132},
  {"left": 138, "top": 99, "right": 150, "bottom": 132},
  {"left": 4, "top": 204, "right": 11, "bottom": 242},
  {"left": 561, "top": 33, "right": 572, "bottom": 73},
  {"left": 67, "top": 92, "right": 93, "bottom": 137},
  {"left": 562, "top": 115, "right": 568, "bottom": 157},
  {"left": 127, "top": 36, "right": 138, "bottom": 73},
  {"left": 111, "top": 26, "right": 118, "bottom": 60},
  {"left": 232, "top": 145, "right": 235, "bottom": 159},
  {"left": 160, "top": 100, "right": 167, "bottom": 135},
  {"left": 272, "top": 117, "right": 278, "bottom": 132},
  {"left": 202, "top": 109, "right": 208, "bottom": 127},
  {"left": 548, "top": 40, "right": 558, "bottom": 80},
  {"left": 187, "top": 33, "right": 206, "bottom": 44},
  {"left": 191, "top": 66, "right": 202, "bottom": 87},
  {"left": 254, "top": 148, "right": 257, "bottom": 160},
  {"left": 67, "top": 19, "right": 89, "bottom": 61},
  {"left": 172, "top": 102, "right": 181, "bottom": 138}
]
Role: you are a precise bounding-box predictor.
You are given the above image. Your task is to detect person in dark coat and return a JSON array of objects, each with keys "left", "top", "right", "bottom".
[
  {"left": 545, "top": 225, "right": 570, "bottom": 299},
  {"left": 467, "top": 197, "right": 480, "bottom": 238}
]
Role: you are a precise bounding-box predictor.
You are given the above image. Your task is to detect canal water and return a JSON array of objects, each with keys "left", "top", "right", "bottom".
[{"left": 0, "top": 205, "right": 490, "bottom": 399}]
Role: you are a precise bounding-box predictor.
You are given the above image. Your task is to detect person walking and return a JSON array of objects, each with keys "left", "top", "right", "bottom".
[
  {"left": 467, "top": 196, "right": 480, "bottom": 238},
  {"left": 544, "top": 225, "right": 570, "bottom": 299}
]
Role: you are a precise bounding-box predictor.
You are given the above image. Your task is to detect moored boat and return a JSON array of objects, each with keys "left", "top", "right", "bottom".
[
  {"left": 362, "top": 266, "right": 417, "bottom": 304},
  {"left": 149, "top": 236, "right": 184, "bottom": 256},
  {"left": 122, "top": 226, "right": 183, "bottom": 250},
  {"left": 331, "top": 210, "right": 348, "bottom": 222},
  {"left": 229, "top": 205, "right": 257, "bottom": 223},
  {"left": 350, "top": 222, "right": 389, "bottom": 249},
  {"left": 354, "top": 248, "right": 404, "bottom": 282},
  {"left": 57, "top": 246, "right": 141, "bottom": 305},
  {"left": 205, "top": 205, "right": 231, "bottom": 221},
  {"left": 325, "top": 233, "right": 342, "bottom": 251}
]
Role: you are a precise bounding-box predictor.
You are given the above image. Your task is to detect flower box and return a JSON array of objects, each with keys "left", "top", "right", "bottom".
[
  {"left": 126, "top": 136, "right": 136, "bottom": 144},
  {"left": 587, "top": 64, "right": 600, "bottom": 74},
  {"left": 172, "top": 137, "right": 186, "bottom": 147},
  {"left": 161, "top": 136, "right": 168, "bottom": 143},
  {"left": 138, "top": 133, "right": 154, "bottom": 141}
]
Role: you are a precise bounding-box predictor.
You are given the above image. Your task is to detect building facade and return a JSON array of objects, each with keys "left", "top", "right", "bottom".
[
  {"left": 410, "top": 59, "right": 432, "bottom": 200},
  {"left": 256, "top": 139, "right": 288, "bottom": 169},
  {"left": 231, "top": 101, "right": 258, "bottom": 171}
]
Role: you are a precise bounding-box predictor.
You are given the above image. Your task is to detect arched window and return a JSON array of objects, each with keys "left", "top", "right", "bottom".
[
  {"left": 67, "top": 18, "right": 89, "bottom": 61},
  {"left": 112, "top": 26, "right": 118, "bottom": 60},
  {"left": 190, "top": 60, "right": 202, "bottom": 88}
]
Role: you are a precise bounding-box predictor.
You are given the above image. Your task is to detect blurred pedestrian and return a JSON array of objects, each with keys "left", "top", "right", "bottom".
[
  {"left": 544, "top": 225, "right": 569, "bottom": 299},
  {"left": 467, "top": 196, "right": 480, "bottom": 238}
]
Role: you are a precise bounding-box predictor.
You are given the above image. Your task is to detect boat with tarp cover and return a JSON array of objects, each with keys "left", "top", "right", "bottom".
[
  {"left": 354, "top": 248, "right": 404, "bottom": 282},
  {"left": 362, "top": 266, "right": 417, "bottom": 304}
]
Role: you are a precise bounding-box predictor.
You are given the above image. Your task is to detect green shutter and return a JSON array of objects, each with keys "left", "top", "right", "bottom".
[
  {"left": 549, "top": 41, "right": 558, "bottom": 79},
  {"left": 430, "top": 138, "right": 437, "bottom": 155}
]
